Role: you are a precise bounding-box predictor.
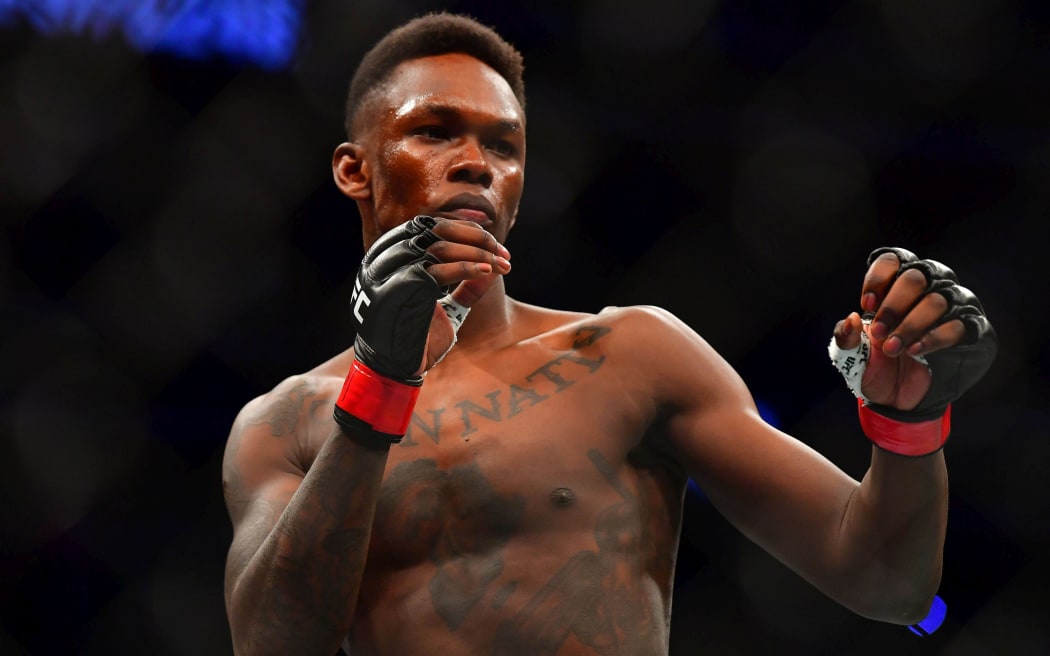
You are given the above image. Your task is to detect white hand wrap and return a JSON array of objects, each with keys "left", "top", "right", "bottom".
[
  {"left": 827, "top": 318, "right": 930, "bottom": 404},
  {"left": 439, "top": 294, "right": 470, "bottom": 333},
  {"left": 430, "top": 294, "right": 471, "bottom": 368},
  {"left": 828, "top": 324, "right": 872, "bottom": 403}
]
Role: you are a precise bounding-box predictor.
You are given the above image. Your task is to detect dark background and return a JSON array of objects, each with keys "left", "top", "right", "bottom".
[{"left": 2, "top": 1, "right": 1048, "bottom": 654}]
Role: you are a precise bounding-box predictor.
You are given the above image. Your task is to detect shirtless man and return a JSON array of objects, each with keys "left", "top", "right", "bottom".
[{"left": 221, "top": 12, "right": 997, "bottom": 655}]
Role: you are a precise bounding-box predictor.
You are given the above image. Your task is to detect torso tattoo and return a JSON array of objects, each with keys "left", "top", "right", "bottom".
[{"left": 326, "top": 323, "right": 684, "bottom": 654}]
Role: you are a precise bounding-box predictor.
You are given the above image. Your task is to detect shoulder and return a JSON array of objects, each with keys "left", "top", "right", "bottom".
[
  {"left": 591, "top": 304, "right": 712, "bottom": 352},
  {"left": 586, "top": 304, "right": 745, "bottom": 406},
  {"left": 237, "top": 372, "right": 339, "bottom": 436},
  {"left": 513, "top": 302, "right": 716, "bottom": 356},
  {"left": 223, "top": 371, "right": 342, "bottom": 482},
  {"left": 510, "top": 299, "right": 727, "bottom": 364},
  {"left": 596, "top": 303, "right": 688, "bottom": 329},
  {"left": 229, "top": 347, "right": 354, "bottom": 447},
  {"left": 513, "top": 300, "right": 693, "bottom": 340}
]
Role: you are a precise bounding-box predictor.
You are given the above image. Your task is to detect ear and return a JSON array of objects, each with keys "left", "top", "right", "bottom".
[{"left": 332, "top": 142, "right": 371, "bottom": 201}]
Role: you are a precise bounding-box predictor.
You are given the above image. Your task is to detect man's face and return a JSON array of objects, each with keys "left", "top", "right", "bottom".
[{"left": 355, "top": 53, "right": 526, "bottom": 247}]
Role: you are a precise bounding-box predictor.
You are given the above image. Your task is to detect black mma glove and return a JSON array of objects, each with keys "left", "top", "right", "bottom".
[
  {"left": 333, "top": 215, "right": 444, "bottom": 447},
  {"left": 830, "top": 247, "right": 998, "bottom": 456}
]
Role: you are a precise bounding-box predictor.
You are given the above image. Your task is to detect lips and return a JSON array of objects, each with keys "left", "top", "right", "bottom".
[{"left": 436, "top": 193, "right": 496, "bottom": 225}]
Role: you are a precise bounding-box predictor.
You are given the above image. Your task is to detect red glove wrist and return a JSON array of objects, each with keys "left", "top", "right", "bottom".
[
  {"left": 857, "top": 398, "right": 950, "bottom": 457},
  {"left": 334, "top": 359, "right": 421, "bottom": 440}
]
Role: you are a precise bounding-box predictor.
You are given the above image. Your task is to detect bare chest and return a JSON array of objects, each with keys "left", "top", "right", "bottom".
[
  {"left": 336, "top": 324, "right": 684, "bottom": 653},
  {"left": 371, "top": 342, "right": 645, "bottom": 559}
]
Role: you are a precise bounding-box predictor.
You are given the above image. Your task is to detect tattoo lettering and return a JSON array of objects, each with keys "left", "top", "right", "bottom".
[
  {"left": 403, "top": 325, "right": 611, "bottom": 444},
  {"left": 456, "top": 391, "right": 502, "bottom": 438},
  {"left": 401, "top": 407, "right": 446, "bottom": 447},
  {"left": 506, "top": 384, "right": 549, "bottom": 418},
  {"left": 375, "top": 460, "right": 525, "bottom": 631}
]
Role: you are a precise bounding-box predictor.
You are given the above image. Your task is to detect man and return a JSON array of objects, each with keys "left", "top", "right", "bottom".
[{"left": 221, "top": 12, "right": 997, "bottom": 656}]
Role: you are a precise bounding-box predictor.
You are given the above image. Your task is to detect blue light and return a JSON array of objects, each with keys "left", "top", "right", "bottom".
[
  {"left": 908, "top": 594, "right": 947, "bottom": 636},
  {"left": 755, "top": 398, "right": 781, "bottom": 429},
  {"left": 0, "top": 0, "right": 15, "bottom": 28},
  {"left": 0, "top": 0, "right": 303, "bottom": 70}
]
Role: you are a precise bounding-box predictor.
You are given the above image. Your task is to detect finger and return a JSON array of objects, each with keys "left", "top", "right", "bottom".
[
  {"left": 869, "top": 267, "right": 928, "bottom": 342},
  {"left": 368, "top": 230, "right": 440, "bottom": 276},
  {"left": 426, "top": 240, "right": 512, "bottom": 272},
  {"left": 860, "top": 251, "right": 903, "bottom": 313},
  {"left": 425, "top": 257, "right": 510, "bottom": 288},
  {"left": 833, "top": 312, "right": 864, "bottom": 350},
  {"left": 905, "top": 319, "right": 967, "bottom": 357},
  {"left": 880, "top": 291, "right": 948, "bottom": 356},
  {"left": 429, "top": 218, "right": 511, "bottom": 258}
]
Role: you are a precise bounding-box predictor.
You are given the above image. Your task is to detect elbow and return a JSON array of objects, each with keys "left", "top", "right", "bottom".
[
  {"left": 890, "top": 588, "right": 940, "bottom": 626},
  {"left": 830, "top": 560, "right": 942, "bottom": 626},
  {"left": 847, "top": 581, "right": 940, "bottom": 626}
]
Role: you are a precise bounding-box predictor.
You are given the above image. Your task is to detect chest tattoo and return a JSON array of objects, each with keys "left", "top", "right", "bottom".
[
  {"left": 400, "top": 325, "right": 611, "bottom": 445},
  {"left": 376, "top": 459, "right": 526, "bottom": 630}
]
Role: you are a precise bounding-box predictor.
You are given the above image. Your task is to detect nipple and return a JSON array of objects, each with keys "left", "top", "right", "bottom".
[{"left": 550, "top": 487, "right": 576, "bottom": 508}]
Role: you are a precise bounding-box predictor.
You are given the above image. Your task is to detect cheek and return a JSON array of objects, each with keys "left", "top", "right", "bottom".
[
  {"left": 499, "top": 168, "right": 525, "bottom": 212},
  {"left": 373, "top": 146, "right": 442, "bottom": 220}
]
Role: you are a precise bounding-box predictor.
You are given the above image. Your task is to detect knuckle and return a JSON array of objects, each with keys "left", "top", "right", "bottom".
[
  {"left": 927, "top": 292, "right": 949, "bottom": 314},
  {"left": 928, "top": 330, "right": 949, "bottom": 349},
  {"left": 928, "top": 321, "right": 964, "bottom": 351},
  {"left": 899, "top": 268, "right": 928, "bottom": 287},
  {"left": 893, "top": 322, "right": 920, "bottom": 343},
  {"left": 426, "top": 242, "right": 447, "bottom": 260}
]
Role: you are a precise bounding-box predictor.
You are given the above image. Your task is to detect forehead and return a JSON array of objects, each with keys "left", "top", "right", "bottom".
[{"left": 379, "top": 53, "right": 524, "bottom": 126}]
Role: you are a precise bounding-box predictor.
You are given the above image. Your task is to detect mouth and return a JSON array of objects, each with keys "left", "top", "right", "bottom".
[{"left": 436, "top": 193, "right": 497, "bottom": 226}]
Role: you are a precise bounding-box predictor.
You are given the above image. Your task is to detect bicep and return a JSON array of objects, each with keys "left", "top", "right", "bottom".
[{"left": 647, "top": 314, "right": 859, "bottom": 586}]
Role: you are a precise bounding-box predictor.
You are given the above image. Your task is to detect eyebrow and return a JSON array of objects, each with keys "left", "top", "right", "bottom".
[{"left": 413, "top": 102, "right": 523, "bottom": 133}]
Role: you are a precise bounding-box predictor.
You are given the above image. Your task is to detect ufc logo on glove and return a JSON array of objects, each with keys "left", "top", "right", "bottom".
[{"left": 351, "top": 279, "right": 372, "bottom": 323}]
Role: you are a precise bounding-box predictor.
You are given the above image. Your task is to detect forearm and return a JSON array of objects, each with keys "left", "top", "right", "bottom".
[
  {"left": 230, "top": 429, "right": 389, "bottom": 655},
  {"left": 838, "top": 447, "right": 948, "bottom": 623}
]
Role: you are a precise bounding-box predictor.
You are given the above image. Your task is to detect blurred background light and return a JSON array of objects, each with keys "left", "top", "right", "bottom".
[{"left": 0, "top": 0, "right": 304, "bottom": 69}]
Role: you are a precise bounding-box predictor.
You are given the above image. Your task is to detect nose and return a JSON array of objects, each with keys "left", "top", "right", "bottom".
[{"left": 448, "top": 138, "right": 493, "bottom": 188}]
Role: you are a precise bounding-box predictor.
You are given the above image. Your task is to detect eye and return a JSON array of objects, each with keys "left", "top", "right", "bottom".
[
  {"left": 414, "top": 126, "right": 449, "bottom": 140},
  {"left": 486, "top": 140, "right": 516, "bottom": 157}
]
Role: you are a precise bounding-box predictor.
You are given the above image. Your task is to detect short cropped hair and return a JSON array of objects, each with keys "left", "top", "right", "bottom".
[{"left": 344, "top": 12, "right": 526, "bottom": 139}]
